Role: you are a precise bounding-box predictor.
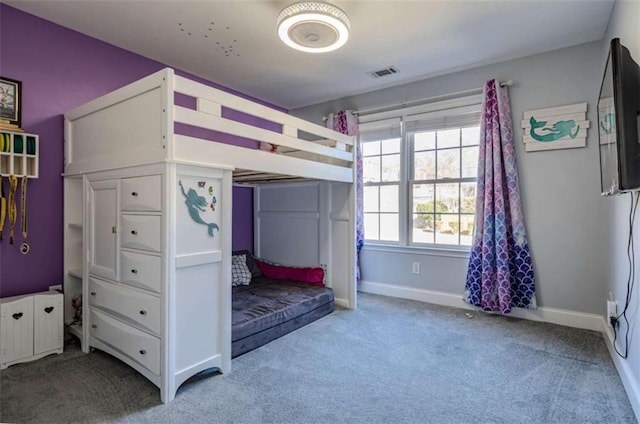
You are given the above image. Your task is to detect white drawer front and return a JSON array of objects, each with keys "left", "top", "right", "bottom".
[
  {"left": 88, "top": 277, "right": 161, "bottom": 335},
  {"left": 90, "top": 309, "right": 160, "bottom": 375},
  {"left": 121, "top": 175, "right": 161, "bottom": 212},
  {"left": 120, "top": 251, "right": 162, "bottom": 293},
  {"left": 121, "top": 215, "right": 161, "bottom": 253}
]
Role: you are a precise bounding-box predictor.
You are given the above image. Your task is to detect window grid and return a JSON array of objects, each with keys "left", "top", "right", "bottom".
[
  {"left": 409, "top": 126, "right": 479, "bottom": 247},
  {"left": 362, "top": 138, "right": 401, "bottom": 242},
  {"left": 360, "top": 112, "right": 480, "bottom": 249}
]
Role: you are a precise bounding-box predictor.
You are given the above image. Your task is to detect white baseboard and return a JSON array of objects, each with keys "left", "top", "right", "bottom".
[
  {"left": 359, "top": 280, "right": 604, "bottom": 332},
  {"left": 603, "top": 322, "right": 640, "bottom": 421}
]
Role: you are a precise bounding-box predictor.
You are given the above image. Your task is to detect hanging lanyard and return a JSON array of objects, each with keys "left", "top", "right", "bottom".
[
  {"left": 0, "top": 176, "right": 5, "bottom": 242},
  {"left": 8, "top": 175, "right": 17, "bottom": 245},
  {"left": 21, "top": 176, "right": 27, "bottom": 239}
]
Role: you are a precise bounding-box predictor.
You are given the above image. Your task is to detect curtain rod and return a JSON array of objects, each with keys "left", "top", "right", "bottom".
[{"left": 322, "top": 80, "right": 514, "bottom": 121}]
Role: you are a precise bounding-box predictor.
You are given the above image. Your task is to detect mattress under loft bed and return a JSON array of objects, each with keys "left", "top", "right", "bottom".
[
  {"left": 63, "top": 68, "right": 357, "bottom": 403},
  {"left": 230, "top": 251, "right": 335, "bottom": 358}
]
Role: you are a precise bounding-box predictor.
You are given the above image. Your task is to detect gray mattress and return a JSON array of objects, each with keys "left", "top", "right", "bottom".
[{"left": 231, "top": 277, "right": 334, "bottom": 357}]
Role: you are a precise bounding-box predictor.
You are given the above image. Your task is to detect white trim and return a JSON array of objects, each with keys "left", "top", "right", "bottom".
[
  {"left": 363, "top": 243, "right": 470, "bottom": 259},
  {"left": 603, "top": 322, "right": 640, "bottom": 420},
  {"left": 359, "top": 280, "right": 604, "bottom": 332},
  {"left": 257, "top": 211, "right": 320, "bottom": 220},
  {"left": 334, "top": 298, "right": 350, "bottom": 308},
  {"left": 175, "top": 250, "right": 222, "bottom": 268}
]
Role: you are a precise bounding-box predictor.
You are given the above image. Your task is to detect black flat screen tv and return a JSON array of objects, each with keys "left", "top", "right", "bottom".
[{"left": 598, "top": 38, "right": 640, "bottom": 195}]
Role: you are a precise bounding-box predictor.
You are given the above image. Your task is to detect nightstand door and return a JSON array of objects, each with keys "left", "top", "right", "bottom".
[
  {"left": 0, "top": 297, "right": 34, "bottom": 364},
  {"left": 33, "top": 293, "right": 63, "bottom": 355}
]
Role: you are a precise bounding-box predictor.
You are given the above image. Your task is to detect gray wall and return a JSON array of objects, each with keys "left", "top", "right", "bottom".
[
  {"left": 602, "top": 0, "right": 640, "bottom": 410},
  {"left": 292, "top": 41, "right": 609, "bottom": 315}
]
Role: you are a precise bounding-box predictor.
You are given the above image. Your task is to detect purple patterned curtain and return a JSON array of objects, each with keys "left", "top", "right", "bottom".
[
  {"left": 464, "top": 80, "right": 536, "bottom": 313},
  {"left": 326, "top": 111, "right": 364, "bottom": 282}
]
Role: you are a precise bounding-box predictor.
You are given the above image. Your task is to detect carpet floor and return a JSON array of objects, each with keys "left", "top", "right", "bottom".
[{"left": 0, "top": 293, "right": 636, "bottom": 423}]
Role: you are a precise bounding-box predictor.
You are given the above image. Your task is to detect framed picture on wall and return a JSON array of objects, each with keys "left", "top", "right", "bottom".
[{"left": 0, "top": 76, "right": 22, "bottom": 130}]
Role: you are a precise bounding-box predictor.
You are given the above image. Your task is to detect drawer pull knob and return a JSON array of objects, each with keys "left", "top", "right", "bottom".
[
  {"left": 131, "top": 192, "right": 139, "bottom": 197},
  {"left": 139, "top": 310, "right": 147, "bottom": 315},
  {"left": 90, "top": 292, "right": 96, "bottom": 296},
  {"left": 12, "top": 312, "right": 23, "bottom": 320},
  {"left": 44, "top": 306, "right": 54, "bottom": 314},
  {"left": 92, "top": 324, "right": 97, "bottom": 329},
  {"left": 131, "top": 269, "right": 138, "bottom": 274},
  {"left": 139, "top": 349, "right": 146, "bottom": 355},
  {"left": 131, "top": 230, "right": 138, "bottom": 235}
]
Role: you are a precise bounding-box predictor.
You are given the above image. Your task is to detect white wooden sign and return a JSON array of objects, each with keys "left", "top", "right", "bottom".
[{"left": 521, "top": 103, "right": 589, "bottom": 152}]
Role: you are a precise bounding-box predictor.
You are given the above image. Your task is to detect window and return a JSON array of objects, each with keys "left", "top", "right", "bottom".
[
  {"left": 360, "top": 100, "right": 481, "bottom": 248},
  {"left": 362, "top": 122, "right": 401, "bottom": 242},
  {"left": 409, "top": 126, "right": 479, "bottom": 246}
]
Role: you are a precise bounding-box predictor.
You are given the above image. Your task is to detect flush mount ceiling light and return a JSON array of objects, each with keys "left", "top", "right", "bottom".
[{"left": 277, "top": 2, "right": 350, "bottom": 53}]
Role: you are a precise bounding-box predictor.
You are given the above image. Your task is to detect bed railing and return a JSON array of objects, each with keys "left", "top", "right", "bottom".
[
  {"left": 65, "top": 68, "right": 355, "bottom": 183},
  {"left": 172, "top": 74, "right": 355, "bottom": 183}
]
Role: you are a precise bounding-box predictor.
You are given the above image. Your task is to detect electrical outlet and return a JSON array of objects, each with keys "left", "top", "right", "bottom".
[
  {"left": 412, "top": 262, "right": 420, "bottom": 274},
  {"left": 607, "top": 300, "right": 618, "bottom": 326}
]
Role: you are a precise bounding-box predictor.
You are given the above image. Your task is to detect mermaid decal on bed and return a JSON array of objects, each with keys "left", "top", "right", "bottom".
[{"left": 178, "top": 180, "right": 220, "bottom": 237}]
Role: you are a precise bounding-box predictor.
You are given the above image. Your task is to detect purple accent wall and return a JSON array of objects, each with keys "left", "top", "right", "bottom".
[
  {"left": 232, "top": 186, "right": 254, "bottom": 251},
  {"left": 0, "top": 5, "right": 281, "bottom": 297}
]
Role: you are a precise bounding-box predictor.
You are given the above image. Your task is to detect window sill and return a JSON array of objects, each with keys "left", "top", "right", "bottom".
[{"left": 362, "top": 243, "right": 470, "bottom": 259}]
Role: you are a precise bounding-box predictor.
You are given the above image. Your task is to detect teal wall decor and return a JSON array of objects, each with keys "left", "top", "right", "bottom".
[
  {"left": 521, "top": 103, "right": 589, "bottom": 152},
  {"left": 529, "top": 117, "right": 580, "bottom": 142},
  {"left": 178, "top": 180, "right": 220, "bottom": 237}
]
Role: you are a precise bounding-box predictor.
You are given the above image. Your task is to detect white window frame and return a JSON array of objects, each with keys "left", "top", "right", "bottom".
[{"left": 358, "top": 94, "right": 482, "bottom": 252}]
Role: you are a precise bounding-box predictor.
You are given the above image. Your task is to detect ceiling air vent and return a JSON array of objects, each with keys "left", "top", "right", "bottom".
[{"left": 370, "top": 66, "right": 399, "bottom": 78}]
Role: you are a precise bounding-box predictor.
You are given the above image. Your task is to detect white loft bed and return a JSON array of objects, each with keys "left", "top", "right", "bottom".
[
  {"left": 64, "top": 68, "right": 355, "bottom": 183},
  {"left": 62, "top": 68, "right": 357, "bottom": 402}
]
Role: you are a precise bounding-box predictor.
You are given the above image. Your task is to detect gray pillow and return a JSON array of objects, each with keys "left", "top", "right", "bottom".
[
  {"left": 231, "top": 255, "right": 252, "bottom": 286},
  {"left": 232, "top": 250, "right": 262, "bottom": 278}
]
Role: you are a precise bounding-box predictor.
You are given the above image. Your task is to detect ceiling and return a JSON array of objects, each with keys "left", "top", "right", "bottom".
[{"left": 6, "top": 0, "right": 615, "bottom": 110}]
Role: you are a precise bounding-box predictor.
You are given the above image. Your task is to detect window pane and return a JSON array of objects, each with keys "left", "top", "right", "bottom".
[
  {"left": 413, "top": 183, "right": 434, "bottom": 213},
  {"left": 412, "top": 214, "right": 435, "bottom": 243},
  {"left": 363, "top": 186, "right": 379, "bottom": 212},
  {"left": 381, "top": 154, "right": 400, "bottom": 182},
  {"left": 414, "top": 150, "right": 435, "bottom": 181},
  {"left": 364, "top": 213, "right": 379, "bottom": 240},
  {"left": 460, "top": 214, "right": 475, "bottom": 245},
  {"left": 415, "top": 131, "right": 435, "bottom": 151},
  {"left": 381, "top": 138, "right": 401, "bottom": 154},
  {"left": 437, "top": 149, "right": 460, "bottom": 179},
  {"left": 362, "top": 141, "right": 380, "bottom": 156},
  {"left": 461, "top": 183, "right": 476, "bottom": 213},
  {"left": 462, "top": 126, "right": 480, "bottom": 146},
  {"left": 461, "top": 146, "right": 479, "bottom": 178},
  {"left": 436, "top": 183, "right": 459, "bottom": 213},
  {"left": 380, "top": 213, "right": 399, "bottom": 241},
  {"left": 363, "top": 156, "right": 380, "bottom": 183},
  {"left": 435, "top": 214, "right": 460, "bottom": 245},
  {"left": 437, "top": 129, "right": 460, "bottom": 148},
  {"left": 379, "top": 185, "right": 399, "bottom": 212}
]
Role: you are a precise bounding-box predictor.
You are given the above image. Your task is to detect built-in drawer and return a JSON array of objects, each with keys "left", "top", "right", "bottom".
[
  {"left": 89, "top": 309, "right": 160, "bottom": 375},
  {"left": 121, "top": 175, "right": 161, "bottom": 212},
  {"left": 121, "top": 215, "right": 161, "bottom": 253},
  {"left": 88, "top": 277, "right": 160, "bottom": 335},
  {"left": 120, "top": 251, "right": 162, "bottom": 294}
]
